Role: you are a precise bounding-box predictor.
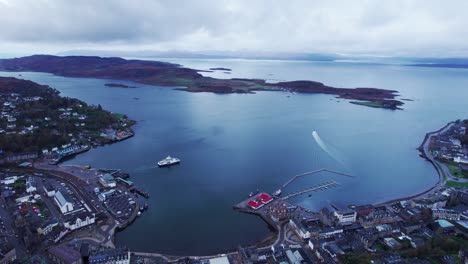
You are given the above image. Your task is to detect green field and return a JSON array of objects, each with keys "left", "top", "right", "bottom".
[
  {"left": 350, "top": 101, "right": 384, "bottom": 108},
  {"left": 113, "top": 113, "right": 126, "bottom": 120},
  {"left": 445, "top": 181, "right": 468, "bottom": 188},
  {"left": 446, "top": 163, "right": 468, "bottom": 178}
]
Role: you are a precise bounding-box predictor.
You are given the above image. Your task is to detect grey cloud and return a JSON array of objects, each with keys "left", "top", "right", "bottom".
[{"left": 0, "top": 0, "right": 467, "bottom": 56}]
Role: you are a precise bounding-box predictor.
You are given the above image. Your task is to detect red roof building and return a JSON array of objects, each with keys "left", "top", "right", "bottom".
[{"left": 247, "top": 193, "right": 274, "bottom": 210}]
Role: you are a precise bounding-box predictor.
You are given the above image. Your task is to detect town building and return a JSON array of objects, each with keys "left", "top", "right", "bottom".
[
  {"left": 26, "top": 177, "right": 36, "bottom": 193},
  {"left": 99, "top": 174, "right": 116, "bottom": 188},
  {"left": 43, "top": 182, "right": 56, "bottom": 197},
  {"left": 334, "top": 209, "right": 357, "bottom": 225},
  {"left": 48, "top": 244, "right": 82, "bottom": 264},
  {"left": 432, "top": 208, "right": 461, "bottom": 220},
  {"left": 54, "top": 191, "right": 74, "bottom": 214},
  {"left": 89, "top": 248, "right": 130, "bottom": 264},
  {"left": 64, "top": 213, "right": 96, "bottom": 231}
]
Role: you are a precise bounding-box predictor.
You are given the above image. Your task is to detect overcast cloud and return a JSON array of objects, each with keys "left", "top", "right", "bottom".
[{"left": 0, "top": 0, "right": 467, "bottom": 57}]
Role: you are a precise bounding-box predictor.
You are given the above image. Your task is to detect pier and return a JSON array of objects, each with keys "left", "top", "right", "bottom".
[
  {"left": 130, "top": 186, "right": 150, "bottom": 198},
  {"left": 281, "top": 180, "right": 339, "bottom": 200},
  {"left": 274, "top": 168, "right": 353, "bottom": 196}
]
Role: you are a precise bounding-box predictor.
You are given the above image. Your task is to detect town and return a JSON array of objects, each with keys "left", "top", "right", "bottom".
[
  {"left": 0, "top": 77, "right": 135, "bottom": 165},
  {"left": 0, "top": 78, "right": 467, "bottom": 263},
  {"left": 424, "top": 120, "right": 468, "bottom": 188}
]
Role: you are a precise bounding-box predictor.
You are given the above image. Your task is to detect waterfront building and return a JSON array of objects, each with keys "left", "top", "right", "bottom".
[
  {"left": 247, "top": 193, "right": 273, "bottom": 210},
  {"left": 98, "top": 189, "right": 116, "bottom": 202},
  {"left": 99, "top": 174, "right": 116, "bottom": 188},
  {"left": 334, "top": 209, "right": 357, "bottom": 225},
  {"left": 89, "top": 248, "right": 130, "bottom": 264},
  {"left": 54, "top": 191, "right": 74, "bottom": 214}
]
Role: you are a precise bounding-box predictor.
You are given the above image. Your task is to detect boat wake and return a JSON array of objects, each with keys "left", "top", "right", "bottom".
[{"left": 312, "top": 130, "right": 346, "bottom": 166}]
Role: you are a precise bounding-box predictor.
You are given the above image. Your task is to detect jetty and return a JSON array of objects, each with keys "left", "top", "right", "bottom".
[
  {"left": 274, "top": 168, "right": 353, "bottom": 196},
  {"left": 281, "top": 180, "right": 339, "bottom": 200}
]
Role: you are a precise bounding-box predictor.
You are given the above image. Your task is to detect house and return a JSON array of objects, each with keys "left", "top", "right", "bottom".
[
  {"left": 0, "top": 242, "right": 16, "bottom": 264},
  {"left": 1, "top": 176, "right": 19, "bottom": 185},
  {"left": 43, "top": 182, "right": 56, "bottom": 197},
  {"left": 37, "top": 220, "right": 59, "bottom": 236},
  {"left": 15, "top": 195, "right": 31, "bottom": 204},
  {"left": 26, "top": 177, "right": 36, "bottom": 193},
  {"left": 54, "top": 191, "right": 74, "bottom": 214},
  {"left": 323, "top": 243, "right": 345, "bottom": 259},
  {"left": 48, "top": 244, "right": 82, "bottom": 264},
  {"left": 383, "top": 237, "right": 401, "bottom": 249}
]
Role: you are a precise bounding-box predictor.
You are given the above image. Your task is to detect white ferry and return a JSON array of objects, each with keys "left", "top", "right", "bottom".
[{"left": 157, "top": 156, "right": 180, "bottom": 167}]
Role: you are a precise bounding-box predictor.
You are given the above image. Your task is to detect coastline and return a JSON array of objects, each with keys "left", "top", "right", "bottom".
[
  {"left": 0, "top": 55, "right": 405, "bottom": 110},
  {"left": 376, "top": 122, "right": 454, "bottom": 207}
]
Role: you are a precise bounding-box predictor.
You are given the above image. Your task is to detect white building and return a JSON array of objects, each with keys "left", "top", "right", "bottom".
[
  {"left": 43, "top": 183, "right": 56, "bottom": 197},
  {"left": 54, "top": 191, "right": 74, "bottom": 214},
  {"left": 99, "top": 174, "right": 116, "bottom": 188},
  {"left": 98, "top": 189, "right": 116, "bottom": 202},
  {"left": 15, "top": 195, "right": 32, "bottom": 204},
  {"left": 64, "top": 213, "right": 95, "bottom": 230},
  {"left": 334, "top": 210, "right": 357, "bottom": 225},
  {"left": 289, "top": 219, "right": 311, "bottom": 240},
  {"left": 26, "top": 177, "right": 36, "bottom": 193},
  {"left": 208, "top": 256, "right": 230, "bottom": 264},
  {"left": 454, "top": 156, "right": 468, "bottom": 164},
  {"left": 1, "top": 176, "right": 19, "bottom": 185}
]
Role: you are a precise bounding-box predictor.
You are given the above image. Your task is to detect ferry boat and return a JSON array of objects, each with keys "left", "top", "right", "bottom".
[{"left": 157, "top": 156, "right": 180, "bottom": 167}]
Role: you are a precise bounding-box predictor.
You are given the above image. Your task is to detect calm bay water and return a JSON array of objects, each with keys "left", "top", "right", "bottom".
[{"left": 1, "top": 59, "right": 467, "bottom": 255}]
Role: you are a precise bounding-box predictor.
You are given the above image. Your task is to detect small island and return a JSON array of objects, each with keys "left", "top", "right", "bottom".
[
  {"left": 0, "top": 55, "right": 404, "bottom": 110},
  {"left": 209, "top": 67, "right": 232, "bottom": 71},
  {"left": 104, "top": 83, "right": 137, "bottom": 88}
]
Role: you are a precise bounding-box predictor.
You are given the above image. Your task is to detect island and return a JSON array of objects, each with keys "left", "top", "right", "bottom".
[
  {"left": 0, "top": 55, "right": 404, "bottom": 110},
  {"left": 209, "top": 67, "right": 232, "bottom": 71},
  {"left": 104, "top": 83, "right": 137, "bottom": 88}
]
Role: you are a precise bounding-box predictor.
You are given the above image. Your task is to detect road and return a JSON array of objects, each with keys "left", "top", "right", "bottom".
[{"left": 422, "top": 122, "right": 467, "bottom": 183}]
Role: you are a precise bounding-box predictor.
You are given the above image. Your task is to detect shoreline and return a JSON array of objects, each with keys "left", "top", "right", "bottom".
[
  {"left": 0, "top": 55, "right": 405, "bottom": 110},
  {"left": 375, "top": 122, "right": 453, "bottom": 207}
]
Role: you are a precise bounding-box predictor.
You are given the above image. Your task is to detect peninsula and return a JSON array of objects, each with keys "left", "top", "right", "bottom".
[{"left": 0, "top": 55, "right": 404, "bottom": 110}]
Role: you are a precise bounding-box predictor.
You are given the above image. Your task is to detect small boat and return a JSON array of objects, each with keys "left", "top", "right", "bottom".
[{"left": 157, "top": 156, "right": 180, "bottom": 167}]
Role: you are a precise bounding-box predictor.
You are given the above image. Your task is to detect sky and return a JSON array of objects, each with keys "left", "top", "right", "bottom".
[{"left": 0, "top": 0, "right": 467, "bottom": 57}]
